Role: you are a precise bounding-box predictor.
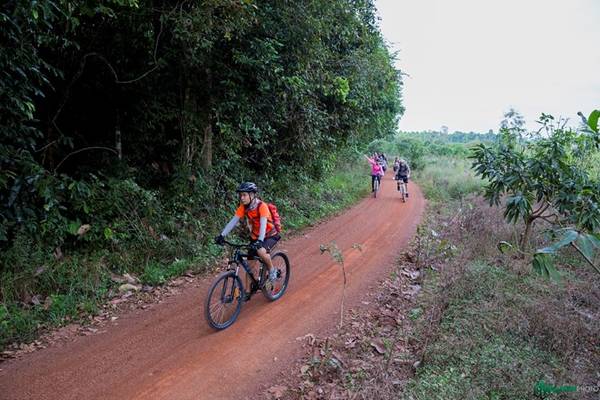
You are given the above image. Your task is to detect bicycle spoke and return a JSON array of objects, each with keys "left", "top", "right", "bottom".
[
  {"left": 209, "top": 299, "right": 226, "bottom": 323},
  {"left": 205, "top": 271, "right": 244, "bottom": 329}
]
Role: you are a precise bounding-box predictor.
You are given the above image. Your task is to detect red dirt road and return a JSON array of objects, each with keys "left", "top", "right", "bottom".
[{"left": 0, "top": 174, "right": 424, "bottom": 400}]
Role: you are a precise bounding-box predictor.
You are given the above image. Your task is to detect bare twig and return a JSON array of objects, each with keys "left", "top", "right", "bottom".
[
  {"left": 53, "top": 146, "right": 118, "bottom": 173},
  {"left": 531, "top": 201, "right": 551, "bottom": 218},
  {"left": 571, "top": 242, "right": 600, "bottom": 275},
  {"left": 34, "top": 140, "right": 57, "bottom": 153},
  {"left": 50, "top": 8, "right": 167, "bottom": 149}
]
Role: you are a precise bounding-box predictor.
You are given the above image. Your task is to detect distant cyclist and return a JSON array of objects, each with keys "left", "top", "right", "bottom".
[
  {"left": 395, "top": 159, "right": 411, "bottom": 197},
  {"left": 214, "top": 182, "right": 280, "bottom": 282},
  {"left": 393, "top": 157, "right": 400, "bottom": 173},
  {"left": 378, "top": 153, "right": 388, "bottom": 173},
  {"left": 365, "top": 154, "right": 384, "bottom": 192}
]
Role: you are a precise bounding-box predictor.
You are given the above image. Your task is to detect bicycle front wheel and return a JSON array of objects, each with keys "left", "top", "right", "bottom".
[
  {"left": 261, "top": 252, "right": 290, "bottom": 301},
  {"left": 205, "top": 271, "right": 244, "bottom": 330}
]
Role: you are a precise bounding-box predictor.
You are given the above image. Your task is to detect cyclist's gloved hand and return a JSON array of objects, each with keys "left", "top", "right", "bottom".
[
  {"left": 250, "top": 240, "right": 264, "bottom": 251},
  {"left": 214, "top": 234, "right": 225, "bottom": 245}
]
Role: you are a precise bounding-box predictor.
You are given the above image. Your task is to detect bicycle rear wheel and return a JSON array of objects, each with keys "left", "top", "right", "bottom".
[
  {"left": 373, "top": 178, "right": 379, "bottom": 198},
  {"left": 205, "top": 271, "right": 244, "bottom": 330},
  {"left": 261, "top": 252, "right": 290, "bottom": 301}
]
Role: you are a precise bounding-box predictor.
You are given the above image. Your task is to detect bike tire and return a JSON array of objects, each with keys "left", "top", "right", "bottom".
[
  {"left": 261, "top": 252, "right": 291, "bottom": 301},
  {"left": 205, "top": 270, "right": 244, "bottom": 330},
  {"left": 373, "top": 179, "right": 379, "bottom": 198}
]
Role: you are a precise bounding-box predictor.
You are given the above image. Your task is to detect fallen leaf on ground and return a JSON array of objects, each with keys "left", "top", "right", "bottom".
[
  {"left": 118, "top": 283, "right": 140, "bottom": 293},
  {"left": 267, "top": 385, "right": 287, "bottom": 399},
  {"left": 370, "top": 339, "right": 386, "bottom": 354}
]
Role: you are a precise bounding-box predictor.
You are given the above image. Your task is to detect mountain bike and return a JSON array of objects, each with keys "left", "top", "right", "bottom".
[
  {"left": 397, "top": 178, "right": 408, "bottom": 202},
  {"left": 205, "top": 239, "right": 290, "bottom": 330},
  {"left": 372, "top": 175, "right": 381, "bottom": 198}
]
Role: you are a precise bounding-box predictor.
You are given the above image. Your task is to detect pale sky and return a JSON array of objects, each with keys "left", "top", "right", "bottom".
[{"left": 375, "top": 0, "right": 600, "bottom": 133}]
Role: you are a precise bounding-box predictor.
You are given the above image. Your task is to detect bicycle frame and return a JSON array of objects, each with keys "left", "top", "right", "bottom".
[
  {"left": 371, "top": 174, "right": 381, "bottom": 197},
  {"left": 397, "top": 179, "right": 408, "bottom": 201},
  {"left": 226, "top": 241, "right": 267, "bottom": 297}
]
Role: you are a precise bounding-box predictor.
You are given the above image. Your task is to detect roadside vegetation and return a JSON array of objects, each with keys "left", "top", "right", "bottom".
[
  {"left": 1, "top": 1, "right": 401, "bottom": 352},
  {"left": 280, "top": 114, "right": 600, "bottom": 399}
]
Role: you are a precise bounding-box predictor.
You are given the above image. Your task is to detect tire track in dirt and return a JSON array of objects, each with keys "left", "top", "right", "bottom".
[{"left": 0, "top": 174, "right": 424, "bottom": 400}]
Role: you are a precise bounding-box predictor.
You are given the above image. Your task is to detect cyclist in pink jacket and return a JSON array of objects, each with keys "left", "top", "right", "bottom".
[{"left": 365, "top": 154, "right": 384, "bottom": 192}]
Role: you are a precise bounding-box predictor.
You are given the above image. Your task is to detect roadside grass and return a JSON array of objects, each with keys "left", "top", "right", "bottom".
[
  {"left": 413, "top": 155, "right": 484, "bottom": 203},
  {"left": 404, "top": 158, "right": 600, "bottom": 399},
  {"left": 0, "top": 158, "right": 369, "bottom": 352},
  {"left": 406, "top": 262, "right": 568, "bottom": 400},
  {"left": 275, "top": 164, "right": 369, "bottom": 231}
]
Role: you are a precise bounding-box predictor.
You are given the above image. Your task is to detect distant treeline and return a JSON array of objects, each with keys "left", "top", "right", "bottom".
[{"left": 400, "top": 130, "right": 497, "bottom": 144}]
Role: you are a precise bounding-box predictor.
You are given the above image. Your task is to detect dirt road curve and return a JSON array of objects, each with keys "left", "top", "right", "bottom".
[{"left": 0, "top": 174, "right": 424, "bottom": 400}]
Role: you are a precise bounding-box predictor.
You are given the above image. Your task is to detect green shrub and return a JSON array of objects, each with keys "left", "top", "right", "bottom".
[{"left": 415, "top": 156, "right": 483, "bottom": 202}]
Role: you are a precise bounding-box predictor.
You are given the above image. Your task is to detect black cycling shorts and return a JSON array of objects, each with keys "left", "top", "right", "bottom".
[
  {"left": 248, "top": 234, "right": 281, "bottom": 258},
  {"left": 396, "top": 175, "right": 408, "bottom": 183}
]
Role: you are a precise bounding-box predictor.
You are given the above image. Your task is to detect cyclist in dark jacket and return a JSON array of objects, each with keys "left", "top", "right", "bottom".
[{"left": 395, "top": 159, "right": 411, "bottom": 197}]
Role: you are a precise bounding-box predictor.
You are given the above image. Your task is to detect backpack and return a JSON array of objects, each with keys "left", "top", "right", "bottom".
[
  {"left": 259, "top": 200, "right": 283, "bottom": 234},
  {"left": 397, "top": 162, "right": 409, "bottom": 176}
]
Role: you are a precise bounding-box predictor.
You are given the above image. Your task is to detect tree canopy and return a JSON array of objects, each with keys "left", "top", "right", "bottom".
[{"left": 1, "top": 0, "right": 403, "bottom": 249}]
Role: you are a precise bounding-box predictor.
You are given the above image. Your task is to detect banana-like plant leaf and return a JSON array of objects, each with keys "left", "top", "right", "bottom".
[
  {"left": 576, "top": 234, "right": 595, "bottom": 260},
  {"left": 537, "top": 229, "right": 579, "bottom": 254},
  {"left": 588, "top": 109, "right": 599, "bottom": 133},
  {"left": 532, "top": 253, "right": 561, "bottom": 281}
]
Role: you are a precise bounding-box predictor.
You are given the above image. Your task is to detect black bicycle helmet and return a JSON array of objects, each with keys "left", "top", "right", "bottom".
[{"left": 236, "top": 182, "right": 258, "bottom": 193}]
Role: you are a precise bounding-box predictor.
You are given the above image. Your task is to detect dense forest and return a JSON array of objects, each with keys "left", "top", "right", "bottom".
[{"left": 1, "top": 0, "right": 402, "bottom": 345}]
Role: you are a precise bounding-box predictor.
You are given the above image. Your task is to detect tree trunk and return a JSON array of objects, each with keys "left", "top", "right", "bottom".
[
  {"left": 180, "top": 65, "right": 214, "bottom": 170},
  {"left": 200, "top": 124, "right": 212, "bottom": 170},
  {"left": 182, "top": 86, "right": 199, "bottom": 168},
  {"left": 115, "top": 112, "right": 122, "bottom": 160},
  {"left": 199, "top": 66, "right": 214, "bottom": 171},
  {"left": 520, "top": 216, "right": 534, "bottom": 251}
]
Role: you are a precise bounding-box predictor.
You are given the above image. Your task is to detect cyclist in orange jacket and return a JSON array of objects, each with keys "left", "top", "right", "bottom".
[{"left": 215, "top": 182, "right": 280, "bottom": 282}]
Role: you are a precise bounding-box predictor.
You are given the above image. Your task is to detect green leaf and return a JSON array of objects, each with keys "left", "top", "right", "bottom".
[
  {"left": 532, "top": 253, "right": 561, "bottom": 281},
  {"left": 67, "top": 221, "right": 80, "bottom": 235},
  {"left": 576, "top": 234, "right": 595, "bottom": 260},
  {"left": 588, "top": 109, "right": 599, "bottom": 133},
  {"left": 537, "top": 229, "right": 578, "bottom": 254},
  {"left": 103, "top": 227, "right": 113, "bottom": 240},
  {"left": 497, "top": 241, "right": 513, "bottom": 254}
]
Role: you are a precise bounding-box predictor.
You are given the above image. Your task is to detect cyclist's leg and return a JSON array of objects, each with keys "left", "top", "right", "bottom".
[
  {"left": 371, "top": 175, "right": 376, "bottom": 191},
  {"left": 257, "top": 235, "right": 280, "bottom": 277},
  {"left": 403, "top": 176, "right": 409, "bottom": 196}
]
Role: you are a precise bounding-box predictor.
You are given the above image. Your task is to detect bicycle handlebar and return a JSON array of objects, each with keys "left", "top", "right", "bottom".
[{"left": 222, "top": 239, "right": 251, "bottom": 248}]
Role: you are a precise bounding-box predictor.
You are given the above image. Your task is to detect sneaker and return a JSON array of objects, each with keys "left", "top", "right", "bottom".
[
  {"left": 269, "top": 268, "right": 279, "bottom": 282},
  {"left": 406, "top": 193, "right": 409, "bottom": 197}
]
